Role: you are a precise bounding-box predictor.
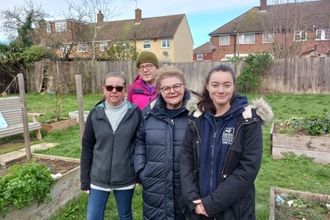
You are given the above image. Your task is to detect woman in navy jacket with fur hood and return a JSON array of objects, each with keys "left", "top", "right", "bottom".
[{"left": 179, "top": 64, "right": 274, "bottom": 220}]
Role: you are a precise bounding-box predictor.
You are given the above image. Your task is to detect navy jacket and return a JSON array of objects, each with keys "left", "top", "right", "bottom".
[
  {"left": 180, "top": 97, "right": 274, "bottom": 220},
  {"left": 134, "top": 91, "right": 193, "bottom": 220}
]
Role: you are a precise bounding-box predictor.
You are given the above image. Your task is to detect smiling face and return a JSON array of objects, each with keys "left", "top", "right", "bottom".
[
  {"left": 102, "top": 76, "right": 126, "bottom": 107},
  {"left": 159, "top": 76, "right": 185, "bottom": 109},
  {"left": 206, "top": 70, "right": 235, "bottom": 115},
  {"left": 138, "top": 62, "right": 158, "bottom": 86}
]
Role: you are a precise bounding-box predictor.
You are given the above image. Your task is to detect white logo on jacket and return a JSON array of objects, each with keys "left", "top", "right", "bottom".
[{"left": 222, "top": 127, "right": 235, "bottom": 144}]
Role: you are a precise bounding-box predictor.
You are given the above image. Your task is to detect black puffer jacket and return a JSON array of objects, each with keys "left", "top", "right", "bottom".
[{"left": 134, "top": 91, "right": 196, "bottom": 220}]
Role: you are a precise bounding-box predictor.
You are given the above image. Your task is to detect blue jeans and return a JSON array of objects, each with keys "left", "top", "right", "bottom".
[{"left": 87, "top": 188, "right": 134, "bottom": 220}]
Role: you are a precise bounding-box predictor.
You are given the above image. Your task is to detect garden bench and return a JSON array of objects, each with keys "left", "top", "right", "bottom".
[{"left": 0, "top": 96, "right": 42, "bottom": 140}]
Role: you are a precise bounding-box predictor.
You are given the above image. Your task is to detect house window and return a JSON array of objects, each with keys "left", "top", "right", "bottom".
[
  {"left": 262, "top": 33, "right": 274, "bottom": 43},
  {"left": 161, "top": 39, "right": 170, "bottom": 48},
  {"left": 46, "top": 22, "right": 51, "bottom": 33},
  {"left": 100, "top": 42, "right": 108, "bottom": 51},
  {"left": 219, "top": 35, "right": 230, "bottom": 45},
  {"left": 143, "top": 40, "right": 151, "bottom": 49},
  {"left": 197, "top": 54, "right": 203, "bottom": 60},
  {"left": 60, "top": 45, "right": 70, "bottom": 54},
  {"left": 294, "top": 30, "right": 307, "bottom": 42},
  {"left": 55, "top": 22, "right": 67, "bottom": 32},
  {"left": 316, "top": 29, "right": 330, "bottom": 40},
  {"left": 78, "top": 44, "right": 88, "bottom": 53},
  {"left": 238, "top": 34, "right": 255, "bottom": 44}
]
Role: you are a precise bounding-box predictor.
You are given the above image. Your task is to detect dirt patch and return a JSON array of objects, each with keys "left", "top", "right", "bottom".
[{"left": 0, "top": 157, "right": 80, "bottom": 177}]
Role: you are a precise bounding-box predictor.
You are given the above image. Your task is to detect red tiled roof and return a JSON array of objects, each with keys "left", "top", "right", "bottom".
[
  {"left": 193, "top": 42, "right": 214, "bottom": 54},
  {"left": 209, "top": 1, "right": 330, "bottom": 36}
]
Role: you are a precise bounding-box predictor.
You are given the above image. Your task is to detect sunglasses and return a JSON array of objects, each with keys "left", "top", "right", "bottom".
[{"left": 105, "top": 85, "right": 125, "bottom": 92}]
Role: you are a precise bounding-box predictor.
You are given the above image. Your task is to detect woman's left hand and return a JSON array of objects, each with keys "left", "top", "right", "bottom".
[{"left": 193, "top": 199, "right": 209, "bottom": 217}]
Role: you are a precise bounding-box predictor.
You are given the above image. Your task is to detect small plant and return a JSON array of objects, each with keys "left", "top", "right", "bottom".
[
  {"left": 279, "top": 112, "right": 330, "bottom": 136},
  {"left": 0, "top": 160, "right": 54, "bottom": 218},
  {"left": 275, "top": 193, "right": 328, "bottom": 219}
]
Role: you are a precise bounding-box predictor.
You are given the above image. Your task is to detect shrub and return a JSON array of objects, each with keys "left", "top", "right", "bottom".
[
  {"left": 284, "top": 112, "right": 330, "bottom": 136},
  {"left": 0, "top": 160, "right": 54, "bottom": 218}
]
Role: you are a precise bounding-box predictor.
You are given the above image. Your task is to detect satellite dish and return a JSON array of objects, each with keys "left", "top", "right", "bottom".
[{"left": 163, "top": 51, "right": 169, "bottom": 56}]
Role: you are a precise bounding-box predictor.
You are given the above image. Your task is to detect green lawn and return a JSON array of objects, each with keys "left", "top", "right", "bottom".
[{"left": 2, "top": 93, "right": 330, "bottom": 219}]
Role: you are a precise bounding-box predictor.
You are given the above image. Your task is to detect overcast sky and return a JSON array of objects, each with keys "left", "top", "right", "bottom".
[{"left": 0, "top": 0, "right": 261, "bottom": 48}]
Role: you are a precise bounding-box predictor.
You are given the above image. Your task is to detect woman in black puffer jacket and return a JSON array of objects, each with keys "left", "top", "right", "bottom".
[{"left": 134, "top": 64, "right": 198, "bottom": 220}]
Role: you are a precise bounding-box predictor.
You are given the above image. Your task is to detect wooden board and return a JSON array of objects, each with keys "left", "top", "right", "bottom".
[{"left": 270, "top": 123, "right": 330, "bottom": 164}]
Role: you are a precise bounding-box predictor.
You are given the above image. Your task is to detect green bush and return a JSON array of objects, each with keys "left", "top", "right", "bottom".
[
  {"left": 236, "top": 52, "right": 273, "bottom": 93},
  {"left": 0, "top": 160, "right": 54, "bottom": 218}
]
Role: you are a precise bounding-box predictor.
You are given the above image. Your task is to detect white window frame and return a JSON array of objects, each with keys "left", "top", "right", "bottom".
[
  {"left": 262, "top": 33, "right": 274, "bottom": 43},
  {"left": 316, "top": 29, "right": 330, "bottom": 40},
  {"left": 55, "top": 22, "right": 67, "bottom": 32},
  {"left": 100, "top": 42, "right": 108, "bottom": 51},
  {"left": 219, "top": 35, "right": 230, "bottom": 45},
  {"left": 60, "top": 44, "right": 70, "bottom": 54},
  {"left": 197, "top": 53, "right": 203, "bottom": 60},
  {"left": 238, "top": 33, "right": 255, "bottom": 44},
  {"left": 46, "top": 22, "right": 51, "bottom": 33},
  {"left": 161, "top": 39, "right": 170, "bottom": 48},
  {"left": 143, "top": 40, "right": 151, "bottom": 49},
  {"left": 294, "top": 30, "right": 307, "bottom": 42},
  {"left": 78, "top": 44, "right": 88, "bottom": 53}
]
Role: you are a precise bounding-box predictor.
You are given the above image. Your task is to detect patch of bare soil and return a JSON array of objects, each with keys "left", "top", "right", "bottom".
[{"left": 0, "top": 157, "right": 79, "bottom": 177}]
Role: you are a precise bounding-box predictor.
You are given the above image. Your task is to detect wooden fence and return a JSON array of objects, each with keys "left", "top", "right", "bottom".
[{"left": 27, "top": 57, "right": 330, "bottom": 94}]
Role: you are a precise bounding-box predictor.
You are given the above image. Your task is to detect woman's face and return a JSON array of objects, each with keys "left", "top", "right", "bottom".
[
  {"left": 102, "top": 76, "right": 126, "bottom": 107},
  {"left": 159, "top": 76, "right": 185, "bottom": 109},
  {"left": 206, "top": 70, "right": 235, "bottom": 111}
]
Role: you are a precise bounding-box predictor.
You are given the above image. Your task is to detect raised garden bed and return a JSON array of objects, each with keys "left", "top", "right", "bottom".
[
  {"left": 270, "top": 122, "right": 330, "bottom": 164},
  {"left": 269, "top": 187, "right": 330, "bottom": 220},
  {"left": 41, "top": 117, "right": 77, "bottom": 133},
  {"left": 0, "top": 154, "right": 81, "bottom": 220}
]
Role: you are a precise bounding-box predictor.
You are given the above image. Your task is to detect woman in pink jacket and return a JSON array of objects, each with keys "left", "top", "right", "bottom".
[{"left": 127, "top": 51, "right": 159, "bottom": 110}]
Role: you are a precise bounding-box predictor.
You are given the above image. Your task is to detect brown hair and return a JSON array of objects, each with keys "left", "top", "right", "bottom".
[
  {"left": 103, "top": 72, "right": 127, "bottom": 87},
  {"left": 197, "top": 64, "right": 238, "bottom": 114},
  {"left": 156, "top": 64, "right": 186, "bottom": 91}
]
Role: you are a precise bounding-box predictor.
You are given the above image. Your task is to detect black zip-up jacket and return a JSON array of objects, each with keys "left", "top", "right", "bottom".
[
  {"left": 80, "top": 100, "right": 141, "bottom": 190},
  {"left": 179, "top": 98, "right": 274, "bottom": 220}
]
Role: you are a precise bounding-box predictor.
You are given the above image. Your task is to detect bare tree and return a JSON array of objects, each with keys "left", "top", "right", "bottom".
[
  {"left": 60, "top": 0, "right": 119, "bottom": 61},
  {"left": 0, "top": 0, "right": 47, "bottom": 43},
  {"left": 259, "top": 0, "right": 329, "bottom": 59}
]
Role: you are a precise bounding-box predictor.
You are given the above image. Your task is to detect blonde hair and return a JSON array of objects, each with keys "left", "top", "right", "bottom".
[{"left": 156, "top": 64, "right": 186, "bottom": 90}]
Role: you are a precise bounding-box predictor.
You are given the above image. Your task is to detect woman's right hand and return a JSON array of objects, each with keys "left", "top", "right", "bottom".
[{"left": 83, "top": 190, "right": 90, "bottom": 194}]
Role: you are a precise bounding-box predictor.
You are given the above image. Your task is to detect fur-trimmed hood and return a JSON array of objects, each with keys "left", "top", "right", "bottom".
[{"left": 186, "top": 96, "right": 274, "bottom": 126}]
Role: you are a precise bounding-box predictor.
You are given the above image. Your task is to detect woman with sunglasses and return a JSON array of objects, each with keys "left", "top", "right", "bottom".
[
  {"left": 134, "top": 65, "right": 199, "bottom": 220},
  {"left": 81, "top": 72, "right": 141, "bottom": 220}
]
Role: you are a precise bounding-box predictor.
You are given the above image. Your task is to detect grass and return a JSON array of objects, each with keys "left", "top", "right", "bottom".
[{"left": 1, "top": 93, "right": 330, "bottom": 219}]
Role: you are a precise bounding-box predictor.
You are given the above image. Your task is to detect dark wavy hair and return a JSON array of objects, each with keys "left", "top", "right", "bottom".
[{"left": 197, "top": 64, "right": 239, "bottom": 114}]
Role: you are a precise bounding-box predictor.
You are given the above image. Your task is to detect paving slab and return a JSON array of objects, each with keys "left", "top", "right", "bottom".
[{"left": 0, "top": 142, "right": 59, "bottom": 164}]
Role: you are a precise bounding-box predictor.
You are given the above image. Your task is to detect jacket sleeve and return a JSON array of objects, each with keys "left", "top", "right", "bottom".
[
  {"left": 180, "top": 121, "right": 201, "bottom": 216},
  {"left": 127, "top": 85, "right": 133, "bottom": 103},
  {"left": 134, "top": 116, "right": 147, "bottom": 177},
  {"left": 202, "top": 119, "right": 263, "bottom": 217},
  {"left": 80, "top": 109, "right": 96, "bottom": 190}
]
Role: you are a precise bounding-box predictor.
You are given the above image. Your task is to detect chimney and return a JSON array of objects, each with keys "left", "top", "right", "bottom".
[
  {"left": 260, "top": 0, "right": 267, "bottom": 11},
  {"left": 97, "top": 11, "right": 104, "bottom": 25},
  {"left": 135, "top": 8, "right": 141, "bottom": 24}
]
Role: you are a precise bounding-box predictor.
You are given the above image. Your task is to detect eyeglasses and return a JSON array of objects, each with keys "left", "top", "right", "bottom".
[
  {"left": 138, "top": 64, "right": 154, "bottom": 71},
  {"left": 105, "top": 85, "right": 125, "bottom": 92},
  {"left": 160, "top": 83, "right": 182, "bottom": 94}
]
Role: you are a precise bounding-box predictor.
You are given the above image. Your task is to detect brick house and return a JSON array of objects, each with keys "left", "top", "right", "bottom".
[
  {"left": 193, "top": 42, "right": 214, "bottom": 61},
  {"left": 209, "top": 0, "right": 330, "bottom": 61},
  {"left": 41, "top": 9, "right": 193, "bottom": 62}
]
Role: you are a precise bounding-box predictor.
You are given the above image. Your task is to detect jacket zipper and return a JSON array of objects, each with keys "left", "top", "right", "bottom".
[{"left": 210, "top": 131, "right": 216, "bottom": 190}]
